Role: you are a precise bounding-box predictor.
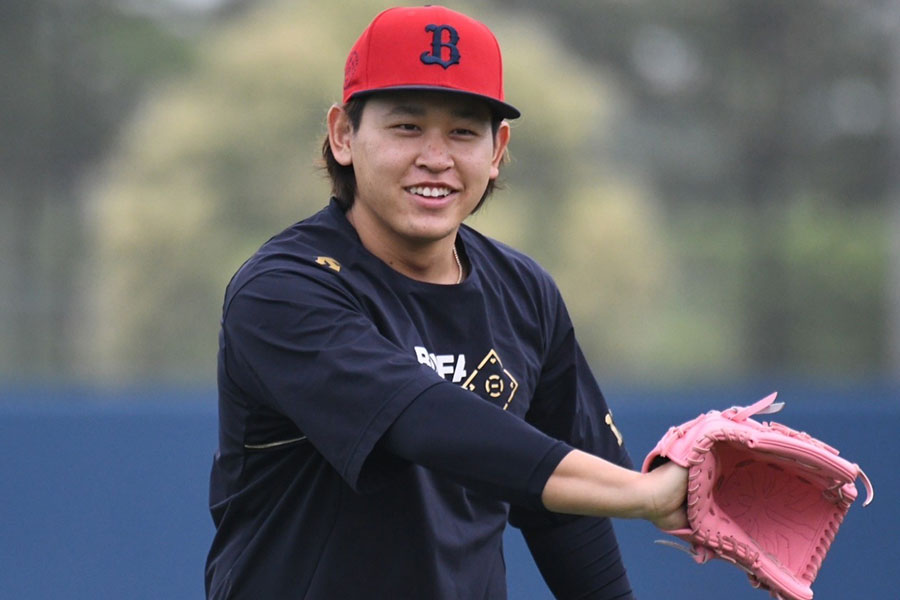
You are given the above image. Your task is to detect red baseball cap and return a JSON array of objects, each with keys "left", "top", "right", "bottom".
[{"left": 342, "top": 5, "right": 520, "bottom": 119}]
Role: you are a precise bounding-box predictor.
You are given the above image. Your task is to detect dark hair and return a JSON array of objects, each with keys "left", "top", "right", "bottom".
[{"left": 321, "top": 96, "right": 507, "bottom": 213}]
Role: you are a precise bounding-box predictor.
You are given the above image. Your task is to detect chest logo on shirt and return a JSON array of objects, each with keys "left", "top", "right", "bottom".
[
  {"left": 462, "top": 350, "right": 519, "bottom": 410},
  {"left": 415, "top": 346, "right": 468, "bottom": 383},
  {"left": 416, "top": 346, "right": 518, "bottom": 410}
]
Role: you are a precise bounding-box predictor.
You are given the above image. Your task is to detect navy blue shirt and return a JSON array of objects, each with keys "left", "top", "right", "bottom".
[{"left": 206, "top": 200, "right": 633, "bottom": 599}]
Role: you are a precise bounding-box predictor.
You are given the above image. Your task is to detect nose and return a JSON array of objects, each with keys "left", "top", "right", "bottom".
[{"left": 415, "top": 131, "right": 453, "bottom": 172}]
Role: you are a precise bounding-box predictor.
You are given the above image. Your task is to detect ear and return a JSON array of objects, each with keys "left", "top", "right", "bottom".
[
  {"left": 327, "top": 104, "right": 354, "bottom": 166},
  {"left": 489, "top": 121, "right": 511, "bottom": 180}
]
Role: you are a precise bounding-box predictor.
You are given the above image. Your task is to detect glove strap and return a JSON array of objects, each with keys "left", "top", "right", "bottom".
[
  {"left": 857, "top": 465, "right": 875, "bottom": 506},
  {"left": 729, "top": 392, "right": 784, "bottom": 421}
]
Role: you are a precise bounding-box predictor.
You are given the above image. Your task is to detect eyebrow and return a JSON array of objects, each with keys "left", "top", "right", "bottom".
[
  {"left": 386, "top": 104, "right": 427, "bottom": 117},
  {"left": 386, "top": 103, "right": 489, "bottom": 122}
]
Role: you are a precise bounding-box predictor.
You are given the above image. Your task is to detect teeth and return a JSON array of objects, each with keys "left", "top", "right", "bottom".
[{"left": 408, "top": 186, "right": 452, "bottom": 198}]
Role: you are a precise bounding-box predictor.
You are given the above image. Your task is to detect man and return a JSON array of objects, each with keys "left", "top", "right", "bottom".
[{"left": 206, "top": 6, "right": 687, "bottom": 599}]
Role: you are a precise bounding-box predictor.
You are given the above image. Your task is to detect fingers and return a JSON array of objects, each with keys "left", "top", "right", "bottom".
[{"left": 648, "top": 462, "right": 689, "bottom": 531}]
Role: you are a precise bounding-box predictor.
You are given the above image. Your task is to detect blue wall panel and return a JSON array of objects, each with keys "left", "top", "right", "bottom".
[{"left": 1, "top": 384, "right": 896, "bottom": 599}]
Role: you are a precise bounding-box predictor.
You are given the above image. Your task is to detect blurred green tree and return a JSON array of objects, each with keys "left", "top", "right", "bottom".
[
  {"left": 5, "top": 0, "right": 894, "bottom": 385},
  {"left": 493, "top": 0, "right": 895, "bottom": 379},
  {"left": 0, "top": 0, "right": 191, "bottom": 379}
]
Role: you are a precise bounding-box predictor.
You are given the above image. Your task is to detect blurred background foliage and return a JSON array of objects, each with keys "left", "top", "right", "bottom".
[{"left": 2, "top": 0, "right": 899, "bottom": 387}]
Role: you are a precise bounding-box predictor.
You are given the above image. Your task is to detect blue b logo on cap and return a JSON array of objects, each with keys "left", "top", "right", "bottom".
[{"left": 421, "top": 24, "right": 460, "bottom": 69}]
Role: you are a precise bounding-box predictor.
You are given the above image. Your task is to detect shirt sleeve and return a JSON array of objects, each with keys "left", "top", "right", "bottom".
[
  {"left": 521, "top": 517, "right": 634, "bottom": 600},
  {"left": 381, "top": 380, "right": 574, "bottom": 510},
  {"left": 221, "top": 268, "right": 443, "bottom": 492}
]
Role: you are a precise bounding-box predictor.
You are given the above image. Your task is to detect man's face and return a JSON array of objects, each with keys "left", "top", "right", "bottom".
[{"left": 331, "top": 91, "right": 510, "bottom": 251}]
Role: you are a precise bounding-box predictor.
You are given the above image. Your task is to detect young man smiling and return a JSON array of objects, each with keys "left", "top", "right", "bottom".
[
  {"left": 328, "top": 90, "right": 508, "bottom": 284},
  {"left": 206, "top": 6, "right": 687, "bottom": 599}
]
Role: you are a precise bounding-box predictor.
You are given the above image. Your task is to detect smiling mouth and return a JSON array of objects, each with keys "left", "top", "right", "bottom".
[{"left": 406, "top": 186, "right": 454, "bottom": 198}]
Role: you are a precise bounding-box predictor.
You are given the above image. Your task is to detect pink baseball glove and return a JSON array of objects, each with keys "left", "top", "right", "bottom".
[{"left": 642, "top": 392, "right": 874, "bottom": 600}]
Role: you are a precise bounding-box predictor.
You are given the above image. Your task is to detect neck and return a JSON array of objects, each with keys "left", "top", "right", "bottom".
[{"left": 346, "top": 212, "right": 461, "bottom": 285}]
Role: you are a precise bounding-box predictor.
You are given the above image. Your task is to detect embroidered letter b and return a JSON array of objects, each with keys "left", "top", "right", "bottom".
[{"left": 421, "top": 24, "right": 460, "bottom": 69}]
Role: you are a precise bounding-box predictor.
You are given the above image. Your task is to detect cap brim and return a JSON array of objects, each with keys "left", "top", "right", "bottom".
[{"left": 349, "top": 86, "right": 520, "bottom": 120}]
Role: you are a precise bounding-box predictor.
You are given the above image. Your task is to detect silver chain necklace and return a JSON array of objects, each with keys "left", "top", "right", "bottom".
[{"left": 452, "top": 245, "right": 463, "bottom": 284}]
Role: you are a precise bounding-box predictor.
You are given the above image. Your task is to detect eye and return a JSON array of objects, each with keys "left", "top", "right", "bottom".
[
  {"left": 450, "top": 118, "right": 489, "bottom": 138},
  {"left": 452, "top": 127, "right": 478, "bottom": 136},
  {"left": 392, "top": 123, "right": 420, "bottom": 133}
]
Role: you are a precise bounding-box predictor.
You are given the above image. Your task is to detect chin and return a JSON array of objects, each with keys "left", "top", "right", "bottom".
[
  {"left": 403, "top": 225, "right": 456, "bottom": 245},
  {"left": 404, "top": 215, "right": 460, "bottom": 238}
]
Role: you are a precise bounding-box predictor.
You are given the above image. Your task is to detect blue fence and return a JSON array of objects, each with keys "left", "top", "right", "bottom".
[{"left": 1, "top": 382, "right": 896, "bottom": 599}]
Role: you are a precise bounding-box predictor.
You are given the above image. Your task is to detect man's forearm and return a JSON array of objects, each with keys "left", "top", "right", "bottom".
[{"left": 542, "top": 449, "right": 689, "bottom": 530}]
